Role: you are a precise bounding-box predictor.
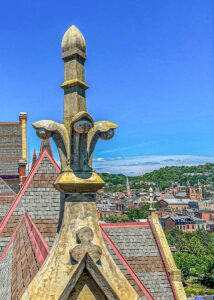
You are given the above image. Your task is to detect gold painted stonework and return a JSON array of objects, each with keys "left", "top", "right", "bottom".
[
  {"left": 70, "top": 227, "right": 102, "bottom": 262},
  {"left": 25, "top": 23, "right": 186, "bottom": 300},
  {"left": 54, "top": 171, "right": 104, "bottom": 193},
  {"left": 71, "top": 284, "right": 98, "bottom": 300},
  {"left": 21, "top": 202, "right": 139, "bottom": 300},
  {"left": 61, "top": 79, "right": 88, "bottom": 90},
  {"left": 19, "top": 112, "right": 27, "bottom": 161},
  {"left": 149, "top": 212, "right": 187, "bottom": 300},
  {"left": 32, "top": 24, "right": 118, "bottom": 193},
  {"left": 24, "top": 24, "right": 139, "bottom": 300}
]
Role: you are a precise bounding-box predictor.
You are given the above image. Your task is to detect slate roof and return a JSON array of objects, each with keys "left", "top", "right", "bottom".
[
  {"left": 162, "top": 193, "right": 175, "bottom": 199},
  {"left": 0, "top": 178, "right": 16, "bottom": 219},
  {"left": 0, "top": 149, "right": 179, "bottom": 299},
  {"left": 0, "top": 149, "right": 61, "bottom": 254},
  {"left": 175, "top": 192, "right": 187, "bottom": 198},
  {"left": 0, "top": 213, "right": 49, "bottom": 300},
  {"left": 161, "top": 199, "right": 190, "bottom": 205},
  {"left": 0, "top": 178, "right": 16, "bottom": 195},
  {"left": 0, "top": 219, "right": 177, "bottom": 300},
  {"left": 101, "top": 222, "right": 176, "bottom": 300},
  {"left": 0, "top": 123, "right": 22, "bottom": 176}
]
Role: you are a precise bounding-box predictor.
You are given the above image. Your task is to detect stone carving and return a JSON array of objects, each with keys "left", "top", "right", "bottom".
[
  {"left": 32, "top": 25, "right": 118, "bottom": 193},
  {"left": 21, "top": 26, "right": 140, "bottom": 300},
  {"left": 70, "top": 227, "right": 102, "bottom": 263}
]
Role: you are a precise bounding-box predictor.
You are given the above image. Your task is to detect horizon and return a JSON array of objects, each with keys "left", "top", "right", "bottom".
[
  {"left": 0, "top": 0, "right": 213, "bottom": 165},
  {"left": 94, "top": 154, "right": 214, "bottom": 175},
  {"left": 37, "top": 153, "right": 214, "bottom": 176}
]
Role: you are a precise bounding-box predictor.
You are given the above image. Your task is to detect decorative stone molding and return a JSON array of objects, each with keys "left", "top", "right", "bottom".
[
  {"left": 70, "top": 227, "right": 102, "bottom": 263},
  {"left": 149, "top": 212, "right": 187, "bottom": 300}
]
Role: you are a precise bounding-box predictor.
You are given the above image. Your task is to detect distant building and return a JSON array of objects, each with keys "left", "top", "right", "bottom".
[
  {"left": 199, "top": 200, "right": 214, "bottom": 210},
  {"left": 160, "top": 215, "right": 207, "bottom": 232},
  {"left": 158, "top": 199, "right": 190, "bottom": 211},
  {"left": 96, "top": 199, "right": 116, "bottom": 212},
  {"left": 0, "top": 113, "right": 27, "bottom": 192},
  {"left": 126, "top": 177, "right": 131, "bottom": 197},
  {"left": 162, "top": 193, "right": 175, "bottom": 199},
  {"left": 194, "top": 210, "right": 214, "bottom": 222}
]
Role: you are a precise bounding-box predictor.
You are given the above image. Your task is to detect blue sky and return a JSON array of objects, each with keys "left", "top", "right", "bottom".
[{"left": 0, "top": 0, "right": 213, "bottom": 164}]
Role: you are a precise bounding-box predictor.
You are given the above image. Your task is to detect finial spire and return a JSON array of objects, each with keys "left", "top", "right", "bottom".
[
  {"left": 149, "top": 187, "right": 156, "bottom": 213},
  {"left": 33, "top": 24, "right": 118, "bottom": 193},
  {"left": 62, "top": 25, "right": 86, "bottom": 54},
  {"left": 31, "top": 149, "right": 37, "bottom": 170},
  {"left": 126, "top": 177, "right": 131, "bottom": 197},
  {"left": 40, "top": 138, "right": 53, "bottom": 157},
  {"left": 61, "top": 25, "right": 88, "bottom": 127}
]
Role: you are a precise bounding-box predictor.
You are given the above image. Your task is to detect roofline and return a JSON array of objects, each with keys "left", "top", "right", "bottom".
[
  {"left": 0, "top": 149, "right": 60, "bottom": 234},
  {"left": 0, "top": 194, "right": 16, "bottom": 198},
  {"left": 0, "top": 122, "right": 20, "bottom": 126},
  {"left": 198, "top": 210, "right": 214, "bottom": 213},
  {"left": 101, "top": 222, "right": 149, "bottom": 228},
  {"left": 0, "top": 213, "right": 49, "bottom": 264},
  {"left": 148, "top": 218, "right": 178, "bottom": 300},
  {"left": 100, "top": 225, "right": 154, "bottom": 300},
  {"left": 24, "top": 213, "right": 50, "bottom": 266},
  {"left": 0, "top": 214, "right": 24, "bottom": 261},
  {"left": 39, "top": 138, "right": 53, "bottom": 158}
]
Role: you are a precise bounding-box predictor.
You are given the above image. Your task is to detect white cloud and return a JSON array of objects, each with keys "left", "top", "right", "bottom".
[{"left": 93, "top": 155, "right": 214, "bottom": 175}]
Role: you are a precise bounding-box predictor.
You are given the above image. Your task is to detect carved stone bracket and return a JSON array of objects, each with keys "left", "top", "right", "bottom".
[{"left": 70, "top": 227, "right": 102, "bottom": 263}]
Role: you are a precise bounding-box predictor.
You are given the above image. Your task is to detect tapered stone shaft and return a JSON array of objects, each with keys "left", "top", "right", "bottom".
[{"left": 61, "top": 25, "right": 88, "bottom": 131}]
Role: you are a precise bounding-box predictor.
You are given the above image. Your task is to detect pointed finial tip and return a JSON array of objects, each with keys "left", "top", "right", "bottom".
[{"left": 62, "top": 24, "right": 86, "bottom": 53}]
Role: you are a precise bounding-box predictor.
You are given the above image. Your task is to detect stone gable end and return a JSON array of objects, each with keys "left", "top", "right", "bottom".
[{"left": 0, "top": 154, "right": 61, "bottom": 253}]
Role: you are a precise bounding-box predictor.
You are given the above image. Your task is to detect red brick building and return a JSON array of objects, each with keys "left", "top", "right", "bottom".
[
  {"left": 158, "top": 199, "right": 189, "bottom": 211},
  {"left": 160, "top": 215, "right": 207, "bottom": 232},
  {"left": 195, "top": 210, "right": 214, "bottom": 222}
]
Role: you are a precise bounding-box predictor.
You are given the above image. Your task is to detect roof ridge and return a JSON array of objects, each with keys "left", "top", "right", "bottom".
[
  {"left": 148, "top": 218, "right": 178, "bottom": 300},
  {"left": 0, "top": 215, "right": 25, "bottom": 261},
  {"left": 0, "top": 177, "right": 16, "bottom": 195},
  {"left": 0, "top": 150, "right": 60, "bottom": 234},
  {"left": 100, "top": 225, "right": 154, "bottom": 300},
  {"left": 101, "top": 222, "right": 149, "bottom": 228},
  {"left": 0, "top": 212, "right": 50, "bottom": 265},
  {"left": 24, "top": 213, "right": 50, "bottom": 266},
  {"left": 0, "top": 122, "right": 20, "bottom": 125}
]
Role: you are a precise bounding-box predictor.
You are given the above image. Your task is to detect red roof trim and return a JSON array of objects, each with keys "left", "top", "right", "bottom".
[
  {"left": 101, "top": 222, "right": 149, "bottom": 228},
  {"left": 0, "top": 149, "right": 60, "bottom": 233},
  {"left": 0, "top": 213, "right": 50, "bottom": 265},
  {"left": 24, "top": 214, "right": 49, "bottom": 266},
  {"left": 148, "top": 219, "right": 178, "bottom": 300},
  {"left": 0, "top": 194, "right": 16, "bottom": 198},
  {"left": 0, "top": 216, "right": 24, "bottom": 260},
  {"left": 100, "top": 225, "right": 154, "bottom": 300}
]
